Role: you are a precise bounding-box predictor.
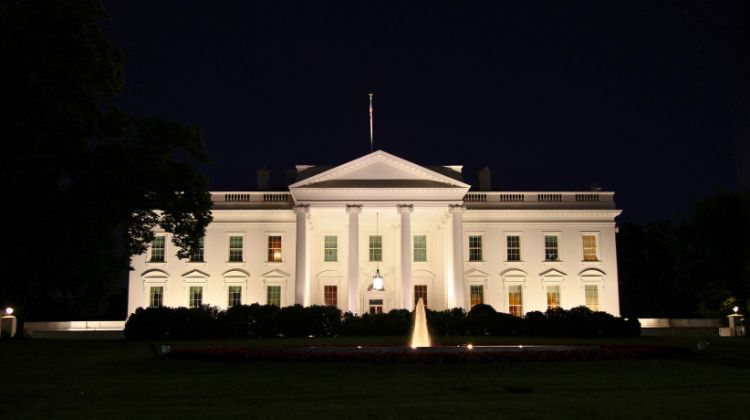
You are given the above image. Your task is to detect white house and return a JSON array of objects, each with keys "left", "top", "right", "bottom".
[{"left": 128, "top": 150, "right": 622, "bottom": 316}]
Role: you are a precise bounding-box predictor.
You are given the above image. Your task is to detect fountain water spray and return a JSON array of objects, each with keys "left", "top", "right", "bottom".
[{"left": 410, "top": 298, "right": 431, "bottom": 348}]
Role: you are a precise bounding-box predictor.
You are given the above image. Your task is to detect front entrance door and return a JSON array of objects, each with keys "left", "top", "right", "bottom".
[{"left": 368, "top": 299, "right": 384, "bottom": 314}]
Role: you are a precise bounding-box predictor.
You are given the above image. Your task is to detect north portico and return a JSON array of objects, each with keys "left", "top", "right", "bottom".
[{"left": 129, "top": 150, "right": 622, "bottom": 316}]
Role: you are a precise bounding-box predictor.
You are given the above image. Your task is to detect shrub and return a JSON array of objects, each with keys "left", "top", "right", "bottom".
[
  {"left": 124, "top": 305, "right": 221, "bottom": 339},
  {"left": 466, "top": 304, "right": 497, "bottom": 335}
]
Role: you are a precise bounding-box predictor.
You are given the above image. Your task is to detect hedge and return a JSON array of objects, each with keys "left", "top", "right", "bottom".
[{"left": 124, "top": 304, "right": 639, "bottom": 339}]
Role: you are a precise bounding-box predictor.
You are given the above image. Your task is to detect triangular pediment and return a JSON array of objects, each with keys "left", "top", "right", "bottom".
[
  {"left": 290, "top": 150, "right": 469, "bottom": 189},
  {"left": 289, "top": 150, "right": 470, "bottom": 203}
]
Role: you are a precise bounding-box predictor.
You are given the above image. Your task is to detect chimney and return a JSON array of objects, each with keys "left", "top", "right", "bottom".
[
  {"left": 478, "top": 166, "right": 492, "bottom": 191},
  {"left": 257, "top": 167, "right": 270, "bottom": 190}
]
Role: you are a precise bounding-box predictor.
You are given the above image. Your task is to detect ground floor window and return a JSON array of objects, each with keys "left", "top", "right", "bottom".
[
  {"left": 546, "top": 285, "right": 560, "bottom": 310},
  {"left": 189, "top": 286, "right": 203, "bottom": 308},
  {"left": 324, "top": 285, "right": 337, "bottom": 307},
  {"left": 414, "top": 285, "right": 427, "bottom": 307},
  {"left": 470, "top": 285, "right": 484, "bottom": 308},
  {"left": 228, "top": 286, "right": 242, "bottom": 307},
  {"left": 508, "top": 285, "right": 523, "bottom": 317},
  {"left": 585, "top": 285, "right": 599, "bottom": 311},
  {"left": 369, "top": 299, "right": 383, "bottom": 314},
  {"left": 267, "top": 285, "right": 281, "bottom": 307},
  {"left": 149, "top": 286, "right": 163, "bottom": 308}
]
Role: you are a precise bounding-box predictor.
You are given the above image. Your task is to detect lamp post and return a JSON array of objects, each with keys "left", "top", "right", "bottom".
[{"left": 1, "top": 307, "right": 17, "bottom": 339}]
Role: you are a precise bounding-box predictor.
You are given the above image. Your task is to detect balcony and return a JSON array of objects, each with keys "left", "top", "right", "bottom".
[
  {"left": 211, "top": 192, "right": 294, "bottom": 209},
  {"left": 463, "top": 191, "right": 616, "bottom": 210}
]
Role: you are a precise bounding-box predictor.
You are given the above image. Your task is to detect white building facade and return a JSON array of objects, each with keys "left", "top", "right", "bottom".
[{"left": 128, "top": 151, "right": 622, "bottom": 316}]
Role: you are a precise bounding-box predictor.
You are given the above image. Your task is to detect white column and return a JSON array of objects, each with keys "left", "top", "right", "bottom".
[
  {"left": 450, "top": 205, "right": 466, "bottom": 309},
  {"left": 294, "top": 205, "right": 309, "bottom": 306},
  {"left": 398, "top": 204, "right": 413, "bottom": 310},
  {"left": 346, "top": 205, "right": 362, "bottom": 314}
]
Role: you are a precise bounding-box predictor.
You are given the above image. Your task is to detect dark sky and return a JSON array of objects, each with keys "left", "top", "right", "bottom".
[{"left": 103, "top": 1, "right": 749, "bottom": 223}]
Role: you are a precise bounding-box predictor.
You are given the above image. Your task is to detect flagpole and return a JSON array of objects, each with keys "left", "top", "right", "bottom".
[{"left": 369, "top": 92, "right": 374, "bottom": 152}]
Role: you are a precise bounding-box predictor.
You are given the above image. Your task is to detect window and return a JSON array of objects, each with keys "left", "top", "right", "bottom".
[
  {"left": 150, "top": 236, "right": 165, "bottom": 262},
  {"left": 149, "top": 286, "right": 163, "bottom": 308},
  {"left": 470, "top": 285, "right": 484, "bottom": 307},
  {"left": 190, "top": 237, "right": 204, "bottom": 262},
  {"left": 508, "top": 285, "right": 523, "bottom": 317},
  {"left": 368, "top": 299, "right": 384, "bottom": 314},
  {"left": 268, "top": 236, "right": 282, "bottom": 262},
  {"left": 229, "top": 235, "right": 243, "bottom": 262},
  {"left": 546, "top": 285, "right": 560, "bottom": 310},
  {"left": 414, "top": 285, "right": 427, "bottom": 307},
  {"left": 369, "top": 235, "right": 382, "bottom": 261},
  {"left": 228, "top": 286, "right": 242, "bottom": 307},
  {"left": 585, "top": 285, "right": 599, "bottom": 311},
  {"left": 506, "top": 235, "right": 521, "bottom": 261},
  {"left": 582, "top": 234, "right": 598, "bottom": 261},
  {"left": 468, "top": 235, "right": 483, "bottom": 261},
  {"left": 324, "top": 285, "right": 337, "bottom": 307},
  {"left": 544, "top": 235, "right": 559, "bottom": 261},
  {"left": 267, "top": 285, "right": 281, "bottom": 307},
  {"left": 324, "top": 236, "right": 337, "bottom": 262},
  {"left": 413, "top": 235, "right": 427, "bottom": 262},
  {"left": 189, "top": 286, "right": 202, "bottom": 308}
]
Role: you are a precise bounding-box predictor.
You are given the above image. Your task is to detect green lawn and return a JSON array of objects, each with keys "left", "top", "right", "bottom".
[{"left": 1, "top": 336, "right": 748, "bottom": 420}]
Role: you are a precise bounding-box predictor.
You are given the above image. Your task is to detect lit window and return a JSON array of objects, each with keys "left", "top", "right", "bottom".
[
  {"left": 189, "top": 286, "right": 203, "bottom": 308},
  {"left": 268, "top": 236, "right": 282, "bottom": 262},
  {"left": 190, "top": 237, "right": 204, "bottom": 262},
  {"left": 585, "top": 285, "right": 599, "bottom": 311},
  {"left": 228, "top": 286, "right": 242, "bottom": 307},
  {"left": 470, "top": 285, "right": 484, "bottom": 307},
  {"left": 508, "top": 285, "right": 523, "bottom": 317},
  {"left": 267, "top": 285, "right": 281, "bottom": 307},
  {"left": 369, "top": 299, "right": 384, "bottom": 314},
  {"left": 546, "top": 285, "right": 560, "bottom": 310},
  {"left": 149, "top": 286, "right": 163, "bottom": 308},
  {"left": 582, "top": 234, "right": 598, "bottom": 261},
  {"left": 324, "top": 236, "right": 338, "bottom": 262},
  {"left": 413, "top": 235, "right": 427, "bottom": 262},
  {"left": 506, "top": 235, "right": 521, "bottom": 261},
  {"left": 369, "top": 235, "right": 382, "bottom": 262},
  {"left": 229, "top": 236, "right": 243, "bottom": 262},
  {"left": 468, "top": 235, "right": 483, "bottom": 261},
  {"left": 414, "top": 285, "right": 427, "bottom": 307},
  {"left": 544, "top": 235, "right": 559, "bottom": 261},
  {"left": 150, "top": 236, "right": 165, "bottom": 262},
  {"left": 324, "top": 285, "right": 337, "bottom": 307}
]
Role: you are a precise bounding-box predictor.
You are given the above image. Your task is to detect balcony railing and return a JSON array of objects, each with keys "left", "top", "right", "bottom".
[
  {"left": 463, "top": 191, "right": 615, "bottom": 209},
  {"left": 212, "top": 192, "right": 293, "bottom": 208}
]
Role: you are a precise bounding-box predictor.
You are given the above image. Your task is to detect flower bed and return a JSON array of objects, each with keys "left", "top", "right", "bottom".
[{"left": 166, "top": 344, "right": 690, "bottom": 363}]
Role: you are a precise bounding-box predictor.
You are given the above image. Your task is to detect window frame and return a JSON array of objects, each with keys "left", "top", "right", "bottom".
[
  {"left": 414, "top": 284, "right": 428, "bottom": 308},
  {"left": 581, "top": 232, "right": 600, "bottom": 262},
  {"left": 189, "top": 237, "right": 205, "bottom": 263},
  {"left": 508, "top": 285, "right": 523, "bottom": 317},
  {"left": 149, "top": 235, "right": 166, "bottom": 263},
  {"left": 543, "top": 233, "right": 560, "bottom": 262},
  {"left": 189, "top": 286, "right": 203, "bottom": 308},
  {"left": 469, "top": 284, "right": 484, "bottom": 308},
  {"left": 227, "top": 285, "right": 242, "bottom": 307},
  {"left": 323, "top": 285, "right": 338, "bottom": 307},
  {"left": 369, "top": 235, "right": 383, "bottom": 262},
  {"left": 585, "top": 284, "right": 599, "bottom": 311},
  {"left": 546, "top": 285, "right": 561, "bottom": 310},
  {"left": 468, "top": 235, "right": 483, "bottom": 262},
  {"left": 267, "top": 235, "right": 283, "bottom": 262},
  {"left": 413, "top": 234, "right": 427, "bottom": 262},
  {"left": 267, "top": 285, "right": 282, "bottom": 307},
  {"left": 505, "top": 233, "right": 522, "bottom": 262},
  {"left": 228, "top": 234, "right": 244, "bottom": 263},
  {"left": 323, "top": 235, "right": 338, "bottom": 262},
  {"left": 149, "top": 286, "right": 164, "bottom": 308}
]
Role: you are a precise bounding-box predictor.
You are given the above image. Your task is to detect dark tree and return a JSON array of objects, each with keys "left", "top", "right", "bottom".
[{"left": 0, "top": 0, "right": 212, "bottom": 333}]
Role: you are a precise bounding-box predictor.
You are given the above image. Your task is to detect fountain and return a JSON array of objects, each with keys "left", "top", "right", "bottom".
[{"left": 410, "top": 298, "right": 431, "bottom": 348}]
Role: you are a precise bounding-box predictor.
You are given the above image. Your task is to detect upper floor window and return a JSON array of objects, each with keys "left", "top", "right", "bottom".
[
  {"left": 585, "top": 285, "right": 599, "bottom": 311},
  {"left": 190, "top": 237, "right": 205, "bottom": 262},
  {"left": 268, "top": 236, "right": 282, "bottom": 262},
  {"left": 228, "top": 235, "right": 243, "bottom": 262},
  {"left": 369, "top": 235, "right": 382, "bottom": 262},
  {"left": 150, "top": 236, "right": 165, "bottom": 262},
  {"left": 413, "top": 235, "right": 427, "bottom": 262},
  {"left": 544, "top": 235, "right": 559, "bottom": 261},
  {"left": 324, "top": 236, "right": 337, "bottom": 262},
  {"left": 506, "top": 235, "right": 521, "bottom": 261},
  {"left": 582, "top": 234, "right": 598, "bottom": 261},
  {"left": 149, "top": 286, "right": 163, "bottom": 308},
  {"left": 468, "top": 235, "right": 483, "bottom": 261}
]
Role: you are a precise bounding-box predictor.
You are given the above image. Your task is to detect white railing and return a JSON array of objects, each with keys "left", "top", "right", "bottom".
[
  {"left": 463, "top": 191, "right": 615, "bottom": 207},
  {"left": 212, "top": 192, "right": 293, "bottom": 206}
]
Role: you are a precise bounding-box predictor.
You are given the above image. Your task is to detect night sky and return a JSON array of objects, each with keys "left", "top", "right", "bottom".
[{"left": 103, "top": 1, "right": 749, "bottom": 223}]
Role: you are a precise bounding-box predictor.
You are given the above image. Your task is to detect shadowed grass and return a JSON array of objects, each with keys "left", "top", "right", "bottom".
[{"left": 0, "top": 336, "right": 748, "bottom": 419}]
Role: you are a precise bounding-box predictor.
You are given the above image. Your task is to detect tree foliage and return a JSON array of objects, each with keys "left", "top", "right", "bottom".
[{"left": 0, "top": 0, "right": 212, "bottom": 326}]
